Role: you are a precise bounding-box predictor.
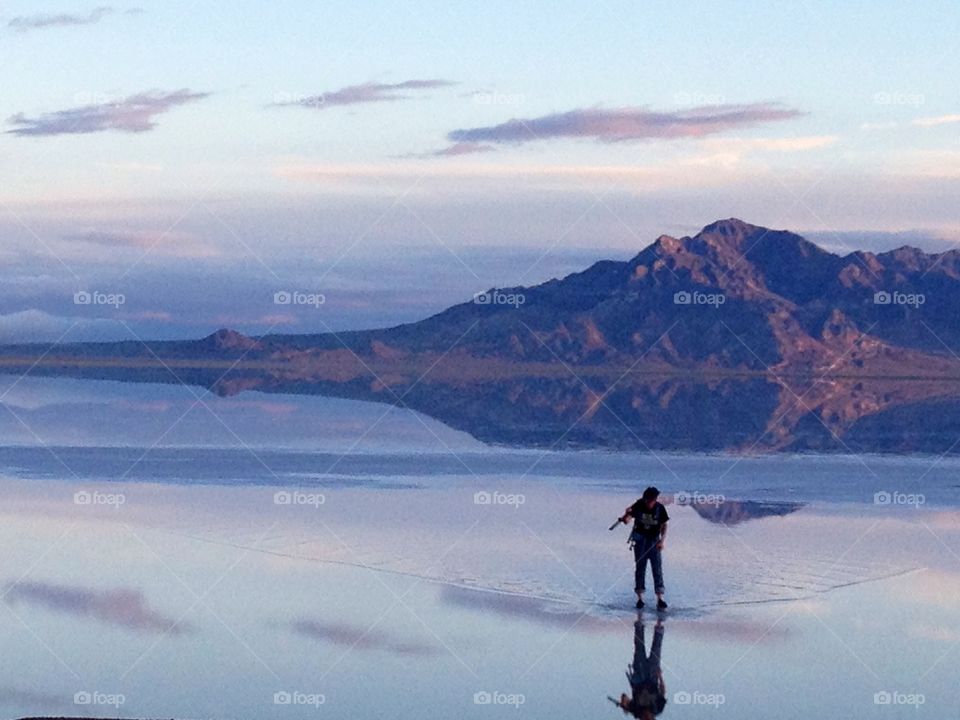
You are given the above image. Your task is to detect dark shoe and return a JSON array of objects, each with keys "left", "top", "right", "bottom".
[
  {"left": 635, "top": 598, "right": 645, "bottom": 609},
  {"left": 656, "top": 598, "right": 668, "bottom": 610}
]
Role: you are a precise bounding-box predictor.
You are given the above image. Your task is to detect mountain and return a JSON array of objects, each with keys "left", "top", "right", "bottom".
[
  {"left": 257, "top": 217, "right": 960, "bottom": 374},
  {"left": 4, "top": 218, "right": 960, "bottom": 453}
]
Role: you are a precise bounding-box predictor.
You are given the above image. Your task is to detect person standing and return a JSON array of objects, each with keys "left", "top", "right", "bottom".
[{"left": 618, "top": 486, "right": 669, "bottom": 610}]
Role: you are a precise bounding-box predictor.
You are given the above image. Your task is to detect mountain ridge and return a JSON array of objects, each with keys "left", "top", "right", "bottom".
[
  {"left": 4, "top": 218, "right": 960, "bottom": 452},
  {"left": 6, "top": 218, "right": 959, "bottom": 372}
]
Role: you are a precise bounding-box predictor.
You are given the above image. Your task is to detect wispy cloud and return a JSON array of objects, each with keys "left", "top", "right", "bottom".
[
  {"left": 702, "top": 135, "right": 837, "bottom": 153},
  {"left": 913, "top": 114, "right": 960, "bottom": 127},
  {"left": 445, "top": 102, "right": 803, "bottom": 147},
  {"left": 66, "top": 228, "right": 219, "bottom": 257},
  {"left": 7, "top": 6, "right": 139, "bottom": 33},
  {"left": 290, "top": 618, "right": 437, "bottom": 656},
  {"left": 431, "top": 141, "right": 496, "bottom": 157},
  {"left": 7, "top": 89, "right": 209, "bottom": 136},
  {"left": 4, "top": 580, "right": 193, "bottom": 635},
  {"left": 275, "top": 79, "right": 456, "bottom": 110},
  {"left": 403, "top": 141, "right": 496, "bottom": 159},
  {"left": 440, "top": 586, "right": 620, "bottom": 633},
  {"left": 272, "top": 159, "right": 751, "bottom": 192},
  {"left": 0, "top": 310, "right": 122, "bottom": 344}
]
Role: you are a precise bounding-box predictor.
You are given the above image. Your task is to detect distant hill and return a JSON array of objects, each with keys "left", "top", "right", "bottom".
[
  {"left": 255, "top": 217, "right": 960, "bottom": 370},
  {"left": 4, "top": 218, "right": 960, "bottom": 453}
]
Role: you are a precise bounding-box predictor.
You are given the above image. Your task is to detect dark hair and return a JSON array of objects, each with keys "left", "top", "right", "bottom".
[{"left": 642, "top": 486, "right": 660, "bottom": 501}]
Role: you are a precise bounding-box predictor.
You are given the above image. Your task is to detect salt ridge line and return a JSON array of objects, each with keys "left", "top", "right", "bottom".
[{"left": 139, "top": 524, "right": 925, "bottom": 615}]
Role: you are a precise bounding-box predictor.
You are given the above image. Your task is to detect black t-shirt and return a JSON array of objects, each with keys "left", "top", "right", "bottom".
[{"left": 630, "top": 500, "right": 669, "bottom": 539}]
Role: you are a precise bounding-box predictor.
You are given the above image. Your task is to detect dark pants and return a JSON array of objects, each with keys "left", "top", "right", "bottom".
[
  {"left": 631, "top": 620, "right": 664, "bottom": 686},
  {"left": 632, "top": 534, "right": 664, "bottom": 595}
]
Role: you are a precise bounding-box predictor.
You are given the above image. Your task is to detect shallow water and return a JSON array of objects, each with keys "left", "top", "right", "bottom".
[{"left": 0, "top": 376, "right": 958, "bottom": 718}]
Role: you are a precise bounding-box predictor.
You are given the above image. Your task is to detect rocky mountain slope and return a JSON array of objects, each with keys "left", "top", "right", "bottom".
[{"left": 4, "top": 218, "right": 960, "bottom": 452}]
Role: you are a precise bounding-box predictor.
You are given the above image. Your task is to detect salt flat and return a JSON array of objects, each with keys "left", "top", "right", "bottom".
[{"left": 0, "top": 377, "right": 956, "bottom": 718}]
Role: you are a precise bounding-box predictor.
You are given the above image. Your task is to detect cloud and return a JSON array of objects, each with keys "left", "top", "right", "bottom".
[
  {"left": 701, "top": 135, "right": 837, "bottom": 153},
  {"left": 905, "top": 569, "right": 960, "bottom": 610},
  {"left": 7, "top": 89, "right": 209, "bottom": 137},
  {"left": 272, "top": 156, "right": 761, "bottom": 193},
  {"left": 290, "top": 618, "right": 437, "bottom": 656},
  {"left": 429, "top": 141, "right": 496, "bottom": 157},
  {"left": 441, "top": 586, "right": 620, "bottom": 633},
  {"left": 895, "top": 149, "right": 960, "bottom": 179},
  {"left": 913, "top": 114, "right": 960, "bottom": 127},
  {"left": 274, "top": 161, "right": 728, "bottom": 182},
  {"left": 7, "top": 6, "right": 138, "bottom": 33},
  {"left": 211, "top": 312, "right": 298, "bottom": 327},
  {"left": 0, "top": 309, "right": 123, "bottom": 344},
  {"left": 124, "top": 310, "right": 173, "bottom": 322},
  {"left": 447, "top": 102, "right": 803, "bottom": 146},
  {"left": 275, "top": 79, "right": 456, "bottom": 110},
  {"left": 66, "top": 228, "right": 219, "bottom": 257},
  {"left": 805, "top": 229, "right": 960, "bottom": 255},
  {"left": 4, "top": 581, "right": 193, "bottom": 635},
  {"left": 406, "top": 141, "right": 497, "bottom": 159}
]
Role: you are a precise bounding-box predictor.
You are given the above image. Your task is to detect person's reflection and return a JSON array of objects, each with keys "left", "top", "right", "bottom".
[{"left": 609, "top": 615, "right": 666, "bottom": 718}]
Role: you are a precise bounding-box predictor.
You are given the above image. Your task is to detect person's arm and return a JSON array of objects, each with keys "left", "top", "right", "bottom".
[
  {"left": 657, "top": 521, "right": 668, "bottom": 549},
  {"left": 619, "top": 505, "right": 634, "bottom": 524}
]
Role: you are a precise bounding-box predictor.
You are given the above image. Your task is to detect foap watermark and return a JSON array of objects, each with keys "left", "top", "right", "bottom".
[
  {"left": 274, "top": 490, "right": 326, "bottom": 508},
  {"left": 673, "top": 90, "right": 726, "bottom": 106},
  {"left": 873, "top": 290, "right": 925, "bottom": 308},
  {"left": 473, "top": 90, "right": 525, "bottom": 106},
  {"left": 474, "top": 290, "right": 525, "bottom": 308},
  {"left": 674, "top": 690, "right": 725, "bottom": 707},
  {"left": 874, "top": 690, "right": 925, "bottom": 707},
  {"left": 74, "top": 490, "right": 125, "bottom": 509},
  {"left": 73, "top": 91, "right": 122, "bottom": 106},
  {"left": 74, "top": 290, "right": 125, "bottom": 308},
  {"left": 873, "top": 91, "right": 925, "bottom": 107},
  {"left": 274, "top": 690, "right": 326, "bottom": 708},
  {"left": 674, "top": 290, "right": 725, "bottom": 308},
  {"left": 473, "top": 690, "right": 526, "bottom": 708},
  {"left": 274, "top": 290, "right": 326, "bottom": 308},
  {"left": 474, "top": 490, "right": 525, "bottom": 509},
  {"left": 273, "top": 91, "right": 327, "bottom": 109},
  {"left": 674, "top": 490, "right": 725, "bottom": 507},
  {"left": 874, "top": 491, "right": 925, "bottom": 508},
  {"left": 74, "top": 690, "right": 125, "bottom": 709}
]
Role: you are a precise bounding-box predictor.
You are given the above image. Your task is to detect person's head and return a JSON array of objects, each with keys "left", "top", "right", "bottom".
[{"left": 641, "top": 486, "right": 660, "bottom": 509}]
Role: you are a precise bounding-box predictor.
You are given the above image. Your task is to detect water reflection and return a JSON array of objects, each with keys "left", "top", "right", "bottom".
[
  {"left": 685, "top": 500, "right": 805, "bottom": 525},
  {"left": 441, "top": 585, "right": 622, "bottom": 633},
  {"left": 290, "top": 618, "right": 439, "bottom": 656},
  {"left": 0, "top": 686, "right": 64, "bottom": 713},
  {"left": 4, "top": 580, "right": 194, "bottom": 635},
  {"left": 609, "top": 616, "right": 667, "bottom": 718},
  {"left": 13, "top": 363, "right": 960, "bottom": 453}
]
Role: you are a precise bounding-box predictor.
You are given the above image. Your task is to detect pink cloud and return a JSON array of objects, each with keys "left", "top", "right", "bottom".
[
  {"left": 5, "top": 581, "right": 193, "bottom": 635},
  {"left": 291, "top": 618, "right": 437, "bottom": 656},
  {"left": 276, "top": 79, "right": 456, "bottom": 110},
  {"left": 8, "top": 89, "right": 209, "bottom": 136},
  {"left": 447, "top": 102, "right": 803, "bottom": 146}
]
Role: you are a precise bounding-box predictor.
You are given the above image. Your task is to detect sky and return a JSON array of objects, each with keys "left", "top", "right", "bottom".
[{"left": 0, "top": 0, "right": 959, "bottom": 342}]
